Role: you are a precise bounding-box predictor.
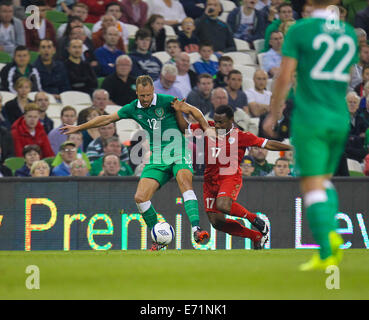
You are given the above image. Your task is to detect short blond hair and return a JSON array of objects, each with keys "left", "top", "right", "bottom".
[
  {"left": 14, "top": 77, "right": 32, "bottom": 90},
  {"left": 24, "top": 103, "right": 41, "bottom": 114},
  {"left": 30, "top": 160, "right": 50, "bottom": 175}
]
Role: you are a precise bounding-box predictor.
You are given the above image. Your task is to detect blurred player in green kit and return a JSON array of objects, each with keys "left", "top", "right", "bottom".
[
  {"left": 263, "top": 0, "right": 359, "bottom": 270},
  {"left": 60, "top": 75, "right": 210, "bottom": 250}
]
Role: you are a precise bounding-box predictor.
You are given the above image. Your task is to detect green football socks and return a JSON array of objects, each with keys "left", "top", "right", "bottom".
[
  {"left": 137, "top": 201, "right": 158, "bottom": 230},
  {"left": 183, "top": 190, "right": 200, "bottom": 228}
]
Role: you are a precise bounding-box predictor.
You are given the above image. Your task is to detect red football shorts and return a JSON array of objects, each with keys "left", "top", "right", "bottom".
[{"left": 203, "top": 175, "right": 243, "bottom": 214}]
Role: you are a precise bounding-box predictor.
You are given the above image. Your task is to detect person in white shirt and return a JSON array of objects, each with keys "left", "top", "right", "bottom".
[
  {"left": 245, "top": 69, "right": 272, "bottom": 117},
  {"left": 175, "top": 52, "right": 197, "bottom": 98},
  {"left": 148, "top": 0, "right": 187, "bottom": 26},
  {"left": 262, "top": 30, "right": 283, "bottom": 78}
]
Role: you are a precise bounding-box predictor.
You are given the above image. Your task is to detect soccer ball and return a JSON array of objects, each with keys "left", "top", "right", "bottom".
[{"left": 151, "top": 222, "right": 175, "bottom": 246}]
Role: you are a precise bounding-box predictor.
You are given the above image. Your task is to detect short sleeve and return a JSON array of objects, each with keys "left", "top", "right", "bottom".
[
  {"left": 281, "top": 23, "right": 299, "bottom": 60},
  {"left": 117, "top": 103, "right": 134, "bottom": 119},
  {"left": 239, "top": 131, "right": 267, "bottom": 148}
]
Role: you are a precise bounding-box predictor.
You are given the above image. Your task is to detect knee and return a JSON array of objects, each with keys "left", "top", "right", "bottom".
[
  {"left": 216, "top": 198, "right": 232, "bottom": 213},
  {"left": 208, "top": 214, "right": 225, "bottom": 230}
]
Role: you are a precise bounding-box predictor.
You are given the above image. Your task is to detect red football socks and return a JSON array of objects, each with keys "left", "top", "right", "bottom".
[
  {"left": 230, "top": 202, "right": 257, "bottom": 222},
  {"left": 220, "top": 219, "right": 262, "bottom": 241}
]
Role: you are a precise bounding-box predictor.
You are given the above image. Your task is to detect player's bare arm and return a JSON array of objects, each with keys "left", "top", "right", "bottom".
[
  {"left": 264, "top": 139, "right": 292, "bottom": 151},
  {"left": 59, "top": 112, "right": 120, "bottom": 135},
  {"left": 263, "top": 57, "right": 297, "bottom": 137}
]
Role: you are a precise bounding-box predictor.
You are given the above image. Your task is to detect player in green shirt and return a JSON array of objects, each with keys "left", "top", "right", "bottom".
[
  {"left": 60, "top": 75, "right": 210, "bottom": 250},
  {"left": 263, "top": 0, "right": 359, "bottom": 270}
]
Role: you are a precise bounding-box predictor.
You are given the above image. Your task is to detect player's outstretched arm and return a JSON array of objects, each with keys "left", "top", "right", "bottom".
[
  {"left": 60, "top": 112, "right": 120, "bottom": 135},
  {"left": 265, "top": 139, "right": 292, "bottom": 151}
]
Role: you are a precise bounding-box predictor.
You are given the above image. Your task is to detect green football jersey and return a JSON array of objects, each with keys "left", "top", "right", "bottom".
[
  {"left": 117, "top": 94, "right": 189, "bottom": 164},
  {"left": 282, "top": 11, "right": 359, "bottom": 129}
]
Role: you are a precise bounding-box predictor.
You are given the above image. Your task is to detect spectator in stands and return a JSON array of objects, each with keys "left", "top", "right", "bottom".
[
  {"left": 263, "top": 2, "right": 293, "bottom": 52},
  {"left": 241, "top": 155, "right": 255, "bottom": 177},
  {"left": 186, "top": 73, "right": 214, "bottom": 115},
  {"left": 347, "top": 91, "right": 366, "bottom": 148},
  {"left": 78, "top": 0, "right": 112, "bottom": 23},
  {"left": 360, "top": 81, "right": 369, "bottom": 110},
  {"left": 248, "top": 146, "right": 273, "bottom": 176},
  {"left": 350, "top": 44, "right": 369, "bottom": 92},
  {"left": 56, "top": 3, "right": 92, "bottom": 39},
  {"left": 354, "top": 64, "right": 369, "bottom": 98},
  {"left": 24, "top": 0, "right": 56, "bottom": 51},
  {"left": 357, "top": 93, "right": 369, "bottom": 135},
  {"left": 262, "top": 30, "right": 283, "bottom": 78},
  {"left": 14, "top": 144, "right": 41, "bottom": 177},
  {"left": 92, "top": 3, "right": 129, "bottom": 50},
  {"left": 56, "top": 0, "right": 77, "bottom": 15},
  {"left": 354, "top": 0, "right": 369, "bottom": 36},
  {"left": 52, "top": 140, "right": 77, "bottom": 176},
  {"left": 92, "top": 14, "right": 126, "bottom": 52},
  {"left": 180, "top": 0, "right": 206, "bottom": 19},
  {"left": 149, "top": 0, "right": 187, "bottom": 27},
  {"left": 90, "top": 136, "right": 133, "bottom": 176},
  {"left": 225, "top": 69, "right": 249, "bottom": 113},
  {"left": 267, "top": 157, "right": 290, "bottom": 177},
  {"left": 154, "top": 64, "right": 184, "bottom": 98},
  {"left": 195, "top": 0, "right": 236, "bottom": 54},
  {"left": 0, "top": 121, "right": 13, "bottom": 161},
  {"left": 0, "top": 93, "right": 11, "bottom": 130},
  {"left": 177, "top": 17, "right": 200, "bottom": 53},
  {"left": 245, "top": 69, "right": 271, "bottom": 117},
  {"left": 175, "top": 52, "right": 197, "bottom": 98},
  {"left": 86, "top": 122, "right": 129, "bottom": 163},
  {"left": 94, "top": 26, "right": 125, "bottom": 77},
  {"left": 77, "top": 89, "right": 110, "bottom": 125},
  {"left": 165, "top": 39, "right": 182, "bottom": 64},
  {"left": 214, "top": 55, "right": 234, "bottom": 88},
  {"left": 0, "top": 147, "right": 12, "bottom": 176},
  {"left": 101, "top": 55, "right": 137, "bottom": 107},
  {"left": 355, "top": 28, "right": 368, "bottom": 48},
  {"left": 129, "top": 28, "right": 163, "bottom": 81},
  {"left": 70, "top": 158, "right": 89, "bottom": 176},
  {"left": 33, "top": 39, "right": 71, "bottom": 100},
  {"left": 3, "top": 77, "right": 32, "bottom": 125},
  {"left": 11, "top": 103, "right": 54, "bottom": 158},
  {"left": 227, "top": 0, "right": 266, "bottom": 46},
  {"left": 0, "top": 0, "right": 25, "bottom": 55},
  {"left": 128, "top": 128, "right": 150, "bottom": 175},
  {"left": 34, "top": 91, "right": 54, "bottom": 134},
  {"left": 119, "top": 0, "right": 148, "bottom": 28},
  {"left": 100, "top": 153, "right": 122, "bottom": 176},
  {"left": 144, "top": 14, "right": 166, "bottom": 53},
  {"left": 57, "top": 15, "right": 84, "bottom": 40},
  {"left": 0, "top": 45, "right": 42, "bottom": 93},
  {"left": 30, "top": 160, "right": 50, "bottom": 177},
  {"left": 193, "top": 42, "right": 218, "bottom": 76},
  {"left": 261, "top": 0, "right": 283, "bottom": 24},
  {"left": 64, "top": 39, "right": 98, "bottom": 95},
  {"left": 205, "top": 87, "right": 258, "bottom": 134},
  {"left": 48, "top": 105, "right": 77, "bottom": 154},
  {"left": 81, "top": 108, "right": 101, "bottom": 152}
]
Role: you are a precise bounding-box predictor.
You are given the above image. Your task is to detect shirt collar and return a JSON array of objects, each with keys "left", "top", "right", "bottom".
[
  {"left": 137, "top": 93, "right": 157, "bottom": 108},
  {"left": 311, "top": 9, "right": 335, "bottom": 19}
]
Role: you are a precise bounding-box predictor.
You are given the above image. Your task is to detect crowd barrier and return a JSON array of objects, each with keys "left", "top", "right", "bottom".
[{"left": 0, "top": 177, "right": 368, "bottom": 250}]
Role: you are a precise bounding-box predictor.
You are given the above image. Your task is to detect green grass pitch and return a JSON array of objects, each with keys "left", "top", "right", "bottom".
[{"left": 1, "top": 249, "right": 368, "bottom": 300}]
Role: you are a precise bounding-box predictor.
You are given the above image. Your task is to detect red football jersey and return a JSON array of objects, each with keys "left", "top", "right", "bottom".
[{"left": 189, "top": 122, "right": 267, "bottom": 181}]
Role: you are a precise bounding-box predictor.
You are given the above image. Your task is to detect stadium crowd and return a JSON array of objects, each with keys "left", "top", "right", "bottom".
[{"left": 0, "top": 0, "right": 369, "bottom": 178}]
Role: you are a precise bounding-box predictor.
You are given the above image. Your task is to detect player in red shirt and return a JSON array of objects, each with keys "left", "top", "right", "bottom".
[{"left": 173, "top": 99, "right": 292, "bottom": 249}]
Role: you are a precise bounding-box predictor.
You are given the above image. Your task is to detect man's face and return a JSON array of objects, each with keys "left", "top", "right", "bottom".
[
  {"left": 24, "top": 110, "right": 40, "bottom": 130},
  {"left": 14, "top": 50, "right": 30, "bottom": 68},
  {"left": 160, "top": 72, "right": 176, "bottom": 89},
  {"left": 211, "top": 89, "right": 228, "bottom": 109},
  {"left": 360, "top": 46, "right": 369, "bottom": 65},
  {"left": 181, "top": 18, "right": 195, "bottom": 34},
  {"left": 249, "top": 147, "right": 268, "bottom": 162},
  {"left": 241, "top": 161, "right": 255, "bottom": 176},
  {"left": 213, "top": 113, "right": 233, "bottom": 133},
  {"left": 71, "top": 160, "right": 88, "bottom": 176},
  {"left": 68, "top": 133, "right": 83, "bottom": 148},
  {"left": 104, "top": 141, "right": 121, "bottom": 156},
  {"left": 253, "top": 70, "right": 268, "bottom": 91},
  {"left": 243, "top": 0, "right": 256, "bottom": 10},
  {"left": 25, "top": 150, "right": 40, "bottom": 167},
  {"left": 136, "top": 84, "right": 154, "bottom": 108},
  {"left": 61, "top": 145, "right": 77, "bottom": 164},
  {"left": 35, "top": 93, "right": 49, "bottom": 112},
  {"left": 363, "top": 68, "right": 369, "bottom": 83},
  {"left": 93, "top": 91, "right": 109, "bottom": 112},
  {"left": 206, "top": 0, "right": 221, "bottom": 18},
  {"left": 136, "top": 37, "right": 152, "bottom": 52},
  {"left": 104, "top": 27, "right": 120, "bottom": 47},
  {"left": 166, "top": 42, "right": 181, "bottom": 59},
  {"left": 72, "top": 6, "right": 88, "bottom": 21},
  {"left": 39, "top": 40, "right": 55, "bottom": 61},
  {"left": 68, "top": 40, "right": 83, "bottom": 59},
  {"left": 176, "top": 53, "right": 190, "bottom": 73},
  {"left": 116, "top": 58, "right": 132, "bottom": 77},
  {"left": 279, "top": 5, "right": 293, "bottom": 21},
  {"left": 102, "top": 15, "right": 116, "bottom": 29},
  {"left": 219, "top": 60, "right": 233, "bottom": 76},
  {"left": 347, "top": 95, "right": 359, "bottom": 114},
  {"left": 227, "top": 73, "right": 242, "bottom": 91},
  {"left": 106, "top": 5, "right": 122, "bottom": 20},
  {"left": 61, "top": 110, "right": 77, "bottom": 125},
  {"left": 269, "top": 32, "right": 284, "bottom": 51},
  {"left": 70, "top": 27, "right": 86, "bottom": 41},
  {"left": 199, "top": 46, "right": 213, "bottom": 61},
  {"left": 274, "top": 160, "right": 290, "bottom": 176},
  {"left": 0, "top": 5, "right": 13, "bottom": 24},
  {"left": 99, "top": 123, "right": 115, "bottom": 139},
  {"left": 103, "top": 155, "right": 120, "bottom": 176},
  {"left": 198, "top": 78, "right": 214, "bottom": 97}
]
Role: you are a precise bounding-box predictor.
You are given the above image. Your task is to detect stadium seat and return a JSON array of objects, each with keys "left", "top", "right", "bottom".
[
  {"left": 115, "top": 119, "right": 141, "bottom": 143},
  {"left": 242, "top": 78, "right": 254, "bottom": 90},
  {"left": 265, "top": 149, "right": 280, "bottom": 165},
  {"left": 253, "top": 39, "right": 265, "bottom": 53},
  {"left": 0, "top": 51, "right": 12, "bottom": 63},
  {"left": 163, "top": 25, "right": 176, "bottom": 40},
  {"left": 60, "top": 91, "right": 92, "bottom": 106},
  {"left": 347, "top": 159, "right": 363, "bottom": 174},
  {"left": 266, "top": 78, "right": 274, "bottom": 91},
  {"left": 218, "top": 11, "right": 229, "bottom": 23},
  {"left": 0, "top": 91, "right": 16, "bottom": 104},
  {"left": 257, "top": 53, "right": 266, "bottom": 68},
  {"left": 233, "top": 64, "right": 257, "bottom": 79},
  {"left": 220, "top": 0, "right": 236, "bottom": 12},
  {"left": 45, "top": 105, "right": 63, "bottom": 118},
  {"left": 28, "top": 91, "right": 57, "bottom": 104},
  {"left": 152, "top": 51, "right": 171, "bottom": 64},
  {"left": 234, "top": 38, "right": 251, "bottom": 52},
  {"left": 0, "top": 63, "right": 6, "bottom": 72},
  {"left": 4, "top": 157, "right": 25, "bottom": 174},
  {"left": 125, "top": 23, "right": 139, "bottom": 39},
  {"left": 46, "top": 10, "right": 68, "bottom": 23},
  {"left": 223, "top": 52, "right": 255, "bottom": 66}
]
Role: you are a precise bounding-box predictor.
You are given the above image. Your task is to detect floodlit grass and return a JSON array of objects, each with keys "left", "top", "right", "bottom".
[{"left": 0, "top": 249, "right": 368, "bottom": 300}]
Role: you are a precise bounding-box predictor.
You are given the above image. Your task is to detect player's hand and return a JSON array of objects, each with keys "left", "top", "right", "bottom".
[
  {"left": 171, "top": 97, "right": 188, "bottom": 112},
  {"left": 262, "top": 114, "right": 278, "bottom": 139},
  {"left": 59, "top": 125, "right": 80, "bottom": 135},
  {"left": 204, "top": 127, "right": 217, "bottom": 141}
]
